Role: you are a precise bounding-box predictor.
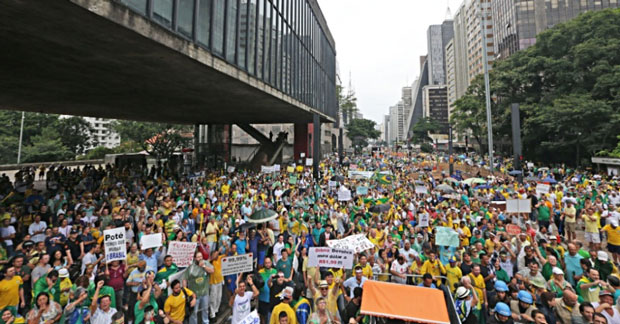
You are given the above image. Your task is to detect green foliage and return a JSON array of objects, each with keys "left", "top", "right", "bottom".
[
  {"left": 337, "top": 83, "right": 358, "bottom": 125},
  {"left": 346, "top": 118, "right": 381, "bottom": 151},
  {"left": 21, "top": 128, "right": 73, "bottom": 163},
  {"left": 112, "top": 121, "right": 191, "bottom": 160},
  {"left": 410, "top": 117, "right": 440, "bottom": 144},
  {"left": 420, "top": 143, "right": 433, "bottom": 153},
  {"left": 81, "top": 146, "right": 115, "bottom": 160},
  {"left": 55, "top": 116, "right": 96, "bottom": 155},
  {"left": 452, "top": 8, "right": 620, "bottom": 165}
]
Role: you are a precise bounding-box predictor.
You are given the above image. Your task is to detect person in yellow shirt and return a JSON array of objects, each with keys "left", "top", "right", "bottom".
[
  {"left": 445, "top": 257, "right": 463, "bottom": 293},
  {"left": 583, "top": 207, "right": 601, "bottom": 251},
  {"left": 354, "top": 255, "right": 373, "bottom": 279},
  {"left": 209, "top": 248, "right": 225, "bottom": 319},
  {"left": 420, "top": 251, "right": 446, "bottom": 286},
  {"left": 467, "top": 264, "right": 486, "bottom": 312},
  {"left": 602, "top": 218, "right": 620, "bottom": 264},
  {"left": 459, "top": 222, "right": 471, "bottom": 246},
  {"left": 221, "top": 183, "right": 230, "bottom": 196},
  {"left": 0, "top": 266, "right": 24, "bottom": 311},
  {"left": 270, "top": 287, "right": 297, "bottom": 324},
  {"left": 164, "top": 280, "right": 195, "bottom": 324}
]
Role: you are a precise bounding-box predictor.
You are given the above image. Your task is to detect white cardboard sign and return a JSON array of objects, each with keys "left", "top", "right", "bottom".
[
  {"left": 104, "top": 227, "right": 127, "bottom": 263},
  {"left": 308, "top": 247, "right": 354, "bottom": 269},
  {"left": 221, "top": 253, "right": 254, "bottom": 276},
  {"left": 168, "top": 241, "right": 197, "bottom": 267},
  {"left": 140, "top": 233, "right": 163, "bottom": 250},
  {"left": 326, "top": 234, "right": 374, "bottom": 253},
  {"left": 506, "top": 199, "right": 532, "bottom": 213}
]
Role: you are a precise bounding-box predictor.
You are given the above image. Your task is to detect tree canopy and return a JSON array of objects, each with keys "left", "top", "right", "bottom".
[
  {"left": 451, "top": 8, "right": 620, "bottom": 166},
  {"left": 346, "top": 118, "right": 381, "bottom": 151}
]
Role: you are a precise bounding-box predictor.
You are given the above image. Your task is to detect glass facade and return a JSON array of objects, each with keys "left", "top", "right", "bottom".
[
  {"left": 118, "top": 0, "right": 337, "bottom": 119},
  {"left": 492, "top": 0, "right": 620, "bottom": 58}
]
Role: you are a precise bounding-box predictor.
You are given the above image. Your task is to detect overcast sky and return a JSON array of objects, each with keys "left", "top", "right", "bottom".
[{"left": 317, "top": 0, "right": 462, "bottom": 124}]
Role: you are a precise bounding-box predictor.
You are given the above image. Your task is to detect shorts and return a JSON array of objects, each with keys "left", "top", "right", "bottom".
[
  {"left": 585, "top": 232, "right": 601, "bottom": 244},
  {"left": 258, "top": 301, "right": 270, "bottom": 316},
  {"left": 565, "top": 222, "right": 576, "bottom": 232},
  {"left": 608, "top": 243, "right": 620, "bottom": 254}
]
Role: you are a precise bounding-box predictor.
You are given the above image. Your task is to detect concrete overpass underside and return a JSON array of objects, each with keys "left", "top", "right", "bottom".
[{"left": 0, "top": 0, "right": 332, "bottom": 124}]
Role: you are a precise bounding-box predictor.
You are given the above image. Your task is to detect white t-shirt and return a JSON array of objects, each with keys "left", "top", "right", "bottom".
[
  {"left": 391, "top": 260, "right": 408, "bottom": 284},
  {"left": 0, "top": 225, "right": 15, "bottom": 246},
  {"left": 231, "top": 292, "right": 254, "bottom": 324},
  {"left": 29, "top": 221, "right": 47, "bottom": 243},
  {"left": 273, "top": 242, "right": 285, "bottom": 263}
]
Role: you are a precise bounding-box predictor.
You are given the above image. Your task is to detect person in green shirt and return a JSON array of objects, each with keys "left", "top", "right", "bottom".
[
  {"left": 32, "top": 270, "right": 61, "bottom": 305},
  {"left": 155, "top": 255, "right": 178, "bottom": 284},
  {"left": 537, "top": 200, "right": 551, "bottom": 229},
  {"left": 134, "top": 272, "right": 162, "bottom": 324},
  {"left": 494, "top": 259, "right": 510, "bottom": 283},
  {"left": 275, "top": 250, "right": 294, "bottom": 281},
  {"left": 88, "top": 275, "right": 117, "bottom": 309}
]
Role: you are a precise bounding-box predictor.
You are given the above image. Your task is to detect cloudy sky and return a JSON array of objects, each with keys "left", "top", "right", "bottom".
[{"left": 318, "top": 0, "right": 463, "bottom": 124}]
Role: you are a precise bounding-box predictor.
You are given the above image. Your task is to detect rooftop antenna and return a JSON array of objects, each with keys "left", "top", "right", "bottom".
[{"left": 445, "top": 0, "right": 452, "bottom": 19}]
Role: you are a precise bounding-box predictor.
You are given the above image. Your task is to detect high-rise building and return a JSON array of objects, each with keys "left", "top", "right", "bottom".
[
  {"left": 445, "top": 39, "right": 457, "bottom": 120},
  {"left": 388, "top": 101, "right": 407, "bottom": 144},
  {"left": 384, "top": 115, "right": 391, "bottom": 143},
  {"left": 82, "top": 117, "right": 120, "bottom": 149},
  {"left": 422, "top": 85, "right": 449, "bottom": 138},
  {"left": 492, "top": 0, "right": 620, "bottom": 59},
  {"left": 427, "top": 20, "right": 455, "bottom": 85},
  {"left": 452, "top": 2, "right": 470, "bottom": 100},
  {"left": 465, "top": 0, "right": 494, "bottom": 82}
]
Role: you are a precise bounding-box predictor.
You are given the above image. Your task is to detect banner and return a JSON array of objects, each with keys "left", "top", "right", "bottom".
[
  {"left": 417, "top": 213, "right": 429, "bottom": 227},
  {"left": 536, "top": 183, "right": 550, "bottom": 195},
  {"left": 506, "top": 199, "right": 532, "bottom": 213},
  {"left": 221, "top": 253, "right": 254, "bottom": 276},
  {"left": 289, "top": 175, "right": 297, "bottom": 185},
  {"left": 338, "top": 187, "right": 352, "bottom": 201},
  {"left": 506, "top": 224, "right": 522, "bottom": 236},
  {"left": 356, "top": 186, "right": 369, "bottom": 195},
  {"left": 227, "top": 166, "right": 235, "bottom": 173},
  {"left": 435, "top": 227, "right": 460, "bottom": 247},
  {"left": 274, "top": 164, "right": 281, "bottom": 172},
  {"left": 415, "top": 186, "right": 428, "bottom": 194},
  {"left": 261, "top": 165, "right": 276, "bottom": 173},
  {"left": 140, "top": 233, "right": 163, "bottom": 250},
  {"left": 348, "top": 171, "right": 374, "bottom": 179},
  {"left": 168, "top": 241, "right": 197, "bottom": 267},
  {"left": 305, "top": 158, "right": 313, "bottom": 166},
  {"left": 326, "top": 234, "right": 374, "bottom": 253},
  {"left": 238, "top": 311, "right": 260, "bottom": 324},
  {"left": 308, "top": 247, "right": 354, "bottom": 269},
  {"left": 104, "top": 227, "right": 127, "bottom": 263},
  {"left": 287, "top": 166, "right": 295, "bottom": 173}
]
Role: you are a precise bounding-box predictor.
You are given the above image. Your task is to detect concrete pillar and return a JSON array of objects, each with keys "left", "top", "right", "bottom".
[
  {"left": 313, "top": 114, "right": 320, "bottom": 179},
  {"left": 294, "top": 123, "right": 309, "bottom": 162}
]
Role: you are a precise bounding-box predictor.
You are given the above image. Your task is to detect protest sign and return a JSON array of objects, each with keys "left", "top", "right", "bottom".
[
  {"left": 338, "top": 187, "right": 352, "bottom": 201},
  {"left": 238, "top": 311, "right": 260, "bottom": 324},
  {"left": 140, "top": 233, "right": 163, "bottom": 250},
  {"left": 308, "top": 247, "right": 354, "bottom": 269},
  {"left": 261, "top": 165, "right": 276, "bottom": 173},
  {"left": 350, "top": 164, "right": 358, "bottom": 170},
  {"left": 348, "top": 171, "right": 374, "bottom": 179},
  {"left": 227, "top": 166, "right": 235, "bottom": 173},
  {"left": 435, "top": 227, "right": 460, "bottom": 247},
  {"left": 305, "top": 158, "right": 313, "bottom": 166},
  {"left": 506, "top": 224, "right": 522, "bottom": 236},
  {"left": 168, "top": 241, "right": 197, "bottom": 267},
  {"left": 536, "top": 183, "right": 550, "bottom": 195},
  {"left": 221, "top": 253, "right": 254, "bottom": 276},
  {"left": 328, "top": 181, "right": 337, "bottom": 187},
  {"left": 326, "top": 234, "right": 374, "bottom": 253},
  {"left": 418, "top": 213, "right": 429, "bottom": 227},
  {"left": 289, "top": 175, "right": 297, "bottom": 185},
  {"left": 300, "top": 153, "right": 305, "bottom": 158},
  {"left": 415, "top": 186, "right": 428, "bottom": 194},
  {"left": 286, "top": 166, "right": 295, "bottom": 173},
  {"left": 104, "top": 227, "right": 126, "bottom": 263},
  {"left": 506, "top": 199, "right": 532, "bottom": 213},
  {"left": 356, "top": 186, "right": 369, "bottom": 195}
]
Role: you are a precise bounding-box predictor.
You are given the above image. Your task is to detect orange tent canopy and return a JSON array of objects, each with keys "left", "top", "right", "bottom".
[{"left": 360, "top": 280, "right": 451, "bottom": 324}]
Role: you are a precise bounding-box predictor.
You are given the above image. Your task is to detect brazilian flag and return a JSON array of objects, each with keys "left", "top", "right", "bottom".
[{"left": 375, "top": 172, "right": 393, "bottom": 185}]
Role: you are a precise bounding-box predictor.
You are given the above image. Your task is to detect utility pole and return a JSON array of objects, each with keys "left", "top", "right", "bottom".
[
  {"left": 479, "top": 3, "right": 494, "bottom": 174},
  {"left": 449, "top": 125, "right": 454, "bottom": 176},
  {"left": 17, "top": 111, "right": 25, "bottom": 164}
]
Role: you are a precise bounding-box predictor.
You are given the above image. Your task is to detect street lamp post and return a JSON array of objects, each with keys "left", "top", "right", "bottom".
[
  {"left": 17, "top": 111, "right": 25, "bottom": 164},
  {"left": 479, "top": 4, "right": 494, "bottom": 174}
]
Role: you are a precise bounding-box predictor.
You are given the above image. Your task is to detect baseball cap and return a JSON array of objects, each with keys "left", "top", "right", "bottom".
[
  {"left": 598, "top": 251, "right": 609, "bottom": 262},
  {"left": 70, "top": 229, "right": 79, "bottom": 234},
  {"left": 552, "top": 267, "right": 564, "bottom": 275},
  {"left": 547, "top": 235, "right": 557, "bottom": 241},
  {"left": 599, "top": 290, "right": 613, "bottom": 297}
]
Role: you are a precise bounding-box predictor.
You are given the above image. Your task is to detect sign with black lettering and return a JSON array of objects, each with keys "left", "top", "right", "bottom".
[
  {"left": 308, "top": 247, "right": 354, "bottom": 269},
  {"left": 104, "top": 227, "right": 126, "bottom": 263}
]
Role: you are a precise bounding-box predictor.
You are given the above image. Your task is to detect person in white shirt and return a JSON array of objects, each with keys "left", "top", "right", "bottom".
[
  {"left": 390, "top": 256, "right": 409, "bottom": 284},
  {"left": 28, "top": 215, "right": 47, "bottom": 243},
  {"left": 272, "top": 235, "right": 286, "bottom": 263},
  {"left": 1, "top": 218, "right": 16, "bottom": 256},
  {"left": 399, "top": 241, "right": 418, "bottom": 266},
  {"left": 230, "top": 275, "right": 259, "bottom": 324}
]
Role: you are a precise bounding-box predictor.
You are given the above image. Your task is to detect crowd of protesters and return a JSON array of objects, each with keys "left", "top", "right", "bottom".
[{"left": 0, "top": 152, "right": 619, "bottom": 324}]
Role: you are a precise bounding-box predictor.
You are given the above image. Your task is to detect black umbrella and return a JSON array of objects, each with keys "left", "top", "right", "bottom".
[
  {"left": 369, "top": 204, "right": 390, "bottom": 213},
  {"left": 282, "top": 189, "right": 292, "bottom": 197},
  {"left": 235, "top": 222, "right": 256, "bottom": 233}
]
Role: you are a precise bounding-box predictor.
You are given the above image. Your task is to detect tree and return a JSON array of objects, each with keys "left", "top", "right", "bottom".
[
  {"left": 55, "top": 116, "right": 96, "bottom": 156},
  {"left": 453, "top": 8, "right": 620, "bottom": 165},
  {"left": 346, "top": 118, "right": 381, "bottom": 152},
  {"left": 145, "top": 130, "right": 191, "bottom": 161},
  {"left": 112, "top": 121, "right": 191, "bottom": 160},
  {"left": 410, "top": 117, "right": 440, "bottom": 145},
  {"left": 21, "top": 128, "right": 73, "bottom": 163},
  {"left": 337, "top": 84, "right": 358, "bottom": 125}
]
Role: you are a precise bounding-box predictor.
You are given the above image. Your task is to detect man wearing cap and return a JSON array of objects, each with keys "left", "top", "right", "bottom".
[
  {"left": 594, "top": 251, "right": 616, "bottom": 282},
  {"left": 592, "top": 290, "right": 620, "bottom": 323},
  {"left": 270, "top": 287, "right": 297, "bottom": 324},
  {"left": 308, "top": 278, "right": 340, "bottom": 322},
  {"left": 546, "top": 267, "right": 571, "bottom": 297},
  {"left": 601, "top": 218, "right": 620, "bottom": 265}
]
